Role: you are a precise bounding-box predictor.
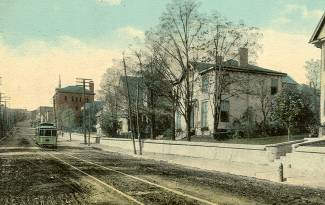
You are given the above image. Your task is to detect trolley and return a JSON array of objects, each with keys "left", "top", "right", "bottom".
[{"left": 36, "top": 122, "right": 57, "bottom": 148}]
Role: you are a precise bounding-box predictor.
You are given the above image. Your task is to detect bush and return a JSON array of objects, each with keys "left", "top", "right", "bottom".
[
  {"left": 307, "top": 123, "right": 319, "bottom": 138},
  {"left": 162, "top": 128, "right": 173, "bottom": 139},
  {"left": 266, "top": 122, "right": 287, "bottom": 136},
  {"left": 201, "top": 127, "right": 209, "bottom": 131},
  {"left": 213, "top": 129, "right": 234, "bottom": 140}
]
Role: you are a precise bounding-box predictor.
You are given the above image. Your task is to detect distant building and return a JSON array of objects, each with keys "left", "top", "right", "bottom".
[
  {"left": 53, "top": 81, "right": 95, "bottom": 127},
  {"left": 310, "top": 12, "right": 325, "bottom": 125},
  {"left": 31, "top": 106, "right": 54, "bottom": 125}
]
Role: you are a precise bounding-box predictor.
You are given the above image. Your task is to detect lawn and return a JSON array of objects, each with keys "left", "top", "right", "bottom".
[{"left": 182, "top": 134, "right": 308, "bottom": 145}]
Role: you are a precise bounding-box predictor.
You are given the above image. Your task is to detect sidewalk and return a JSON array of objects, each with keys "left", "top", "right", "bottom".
[{"left": 57, "top": 133, "right": 325, "bottom": 190}]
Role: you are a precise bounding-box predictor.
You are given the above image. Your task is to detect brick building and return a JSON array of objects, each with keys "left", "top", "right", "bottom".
[
  {"left": 30, "top": 106, "right": 54, "bottom": 126},
  {"left": 53, "top": 81, "right": 95, "bottom": 127}
]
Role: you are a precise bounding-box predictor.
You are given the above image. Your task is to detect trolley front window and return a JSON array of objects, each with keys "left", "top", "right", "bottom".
[
  {"left": 39, "top": 129, "right": 57, "bottom": 136},
  {"left": 51, "top": 130, "right": 57, "bottom": 136}
]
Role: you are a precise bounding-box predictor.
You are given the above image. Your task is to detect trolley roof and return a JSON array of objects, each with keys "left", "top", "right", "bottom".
[{"left": 37, "top": 122, "right": 57, "bottom": 129}]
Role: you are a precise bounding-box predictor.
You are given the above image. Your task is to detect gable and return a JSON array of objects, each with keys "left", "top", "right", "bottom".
[
  {"left": 319, "top": 24, "right": 325, "bottom": 39},
  {"left": 310, "top": 12, "right": 325, "bottom": 45}
]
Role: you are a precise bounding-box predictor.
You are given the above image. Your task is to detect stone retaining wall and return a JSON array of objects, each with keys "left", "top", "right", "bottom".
[
  {"left": 100, "top": 138, "right": 303, "bottom": 165},
  {"left": 284, "top": 145, "right": 325, "bottom": 175}
]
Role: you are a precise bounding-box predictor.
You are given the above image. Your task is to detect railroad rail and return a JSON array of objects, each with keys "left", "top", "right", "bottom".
[{"left": 46, "top": 151, "right": 218, "bottom": 205}]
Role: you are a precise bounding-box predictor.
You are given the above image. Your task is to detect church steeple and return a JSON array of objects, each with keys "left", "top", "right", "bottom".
[{"left": 58, "top": 74, "right": 61, "bottom": 88}]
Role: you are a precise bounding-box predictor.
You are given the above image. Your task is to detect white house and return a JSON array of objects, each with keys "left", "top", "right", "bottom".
[
  {"left": 175, "top": 48, "right": 291, "bottom": 136},
  {"left": 310, "top": 12, "right": 325, "bottom": 126}
]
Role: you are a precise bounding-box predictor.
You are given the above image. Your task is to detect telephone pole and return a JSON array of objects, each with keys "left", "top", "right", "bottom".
[
  {"left": 0, "top": 95, "right": 10, "bottom": 137},
  {"left": 0, "top": 92, "right": 3, "bottom": 137},
  {"left": 76, "top": 78, "right": 93, "bottom": 144}
]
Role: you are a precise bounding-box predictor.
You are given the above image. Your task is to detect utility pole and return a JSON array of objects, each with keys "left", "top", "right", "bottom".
[
  {"left": 76, "top": 78, "right": 93, "bottom": 144},
  {"left": 87, "top": 102, "right": 92, "bottom": 146},
  {"left": 122, "top": 55, "right": 137, "bottom": 154},
  {"left": 1, "top": 96, "right": 10, "bottom": 137},
  {"left": 0, "top": 92, "right": 2, "bottom": 137}
]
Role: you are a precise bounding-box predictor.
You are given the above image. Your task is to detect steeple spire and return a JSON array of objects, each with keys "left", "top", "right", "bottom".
[{"left": 58, "top": 74, "right": 61, "bottom": 88}]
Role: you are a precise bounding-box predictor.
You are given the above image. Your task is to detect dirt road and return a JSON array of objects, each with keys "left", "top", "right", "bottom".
[{"left": 1, "top": 122, "right": 325, "bottom": 205}]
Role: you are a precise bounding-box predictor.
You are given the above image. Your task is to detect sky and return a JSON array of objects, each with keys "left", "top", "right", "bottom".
[{"left": 0, "top": 0, "right": 324, "bottom": 110}]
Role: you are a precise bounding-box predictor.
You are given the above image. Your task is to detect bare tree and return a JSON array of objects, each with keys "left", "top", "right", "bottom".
[
  {"left": 57, "top": 106, "right": 76, "bottom": 140},
  {"left": 305, "top": 59, "right": 321, "bottom": 90},
  {"left": 255, "top": 78, "right": 273, "bottom": 135},
  {"left": 146, "top": 0, "right": 205, "bottom": 141},
  {"left": 203, "top": 12, "right": 262, "bottom": 138},
  {"left": 305, "top": 59, "right": 321, "bottom": 120}
]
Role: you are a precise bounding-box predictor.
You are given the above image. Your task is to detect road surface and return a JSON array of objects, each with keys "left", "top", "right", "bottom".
[{"left": 1, "top": 122, "right": 325, "bottom": 205}]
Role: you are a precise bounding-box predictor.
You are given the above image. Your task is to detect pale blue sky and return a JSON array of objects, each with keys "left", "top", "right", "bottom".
[
  {"left": 0, "top": 0, "right": 324, "bottom": 47},
  {"left": 0, "top": 0, "right": 324, "bottom": 109}
]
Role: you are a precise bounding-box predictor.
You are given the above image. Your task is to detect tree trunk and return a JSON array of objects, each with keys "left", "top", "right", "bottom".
[
  {"left": 287, "top": 127, "right": 291, "bottom": 141},
  {"left": 171, "top": 96, "right": 176, "bottom": 141},
  {"left": 185, "top": 105, "right": 191, "bottom": 141},
  {"left": 136, "top": 83, "right": 142, "bottom": 155},
  {"left": 150, "top": 89, "right": 156, "bottom": 140},
  {"left": 213, "top": 108, "right": 220, "bottom": 138},
  {"left": 213, "top": 62, "right": 222, "bottom": 139},
  {"left": 213, "top": 93, "right": 221, "bottom": 139}
]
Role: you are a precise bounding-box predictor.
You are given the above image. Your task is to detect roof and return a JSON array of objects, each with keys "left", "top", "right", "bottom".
[
  {"left": 56, "top": 85, "right": 94, "bottom": 95},
  {"left": 309, "top": 12, "right": 325, "bottom": 46},
  {"left": 120, "top": 76, "right": 145, "bottom": 93},
  {"left": 282, "top": 75, "right": 298, "bottom": 85},
  {"left": 193, "top": 60, "right": 286, "bottom": 76},
  {"left": 120, "top": 76, "right": 145, "bottom": 88}
]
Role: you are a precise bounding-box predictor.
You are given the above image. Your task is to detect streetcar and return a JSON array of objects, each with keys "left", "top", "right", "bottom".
[{"left": 36, "top": 122, "right": 58, "bottom": 148}]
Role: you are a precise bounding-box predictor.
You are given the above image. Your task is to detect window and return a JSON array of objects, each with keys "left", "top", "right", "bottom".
[
  {"left": 201, "top": 101, "right": 208, "bottom": 127},
  {"left": 75, "top": 106, "right": 78, "bottom": 111},
  {"left": 64, "top": 96, "right": 67, "bottom": 101},
  {"left": 223, "top": 74, "right": 230, "bottom": 93},
  {"left": 201, "top": 74, "right": 209, "bottom": 92},
  {"left": 79, "top": 97, "right": 81, "bottom": 102},
  {"left": 51, "top": 130, "right": 57, "bottom": 136},
  {"left": 176, "top": 111, "right": 181, "bottom": 129},
  {"left": 39, "top": 129, "right": 52, "bottom": 136},
  {"left": 220, "top": 100, "right": 230, "bottom": 122},
  {"left": 72, "top": 96, "right": 74, "bottom": 102},
  {"left": 271, "top": 79, "right": 278, "bottom": 95},
  {"left": 86, "top": 98, "right": 89, "bottom": 103}
]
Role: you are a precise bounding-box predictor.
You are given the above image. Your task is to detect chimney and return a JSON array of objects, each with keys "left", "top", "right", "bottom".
[
  {"left": 216, "top": 56, "right": 223, "bottom": 65},
  {"left": 239, "top": 48, "right": 248, "bottom": 67},
  {"left": 89, "top": 81, "right": 94, "bottom": 93}
]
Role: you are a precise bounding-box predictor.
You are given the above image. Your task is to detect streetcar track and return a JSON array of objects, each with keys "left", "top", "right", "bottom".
[
  {"left": 25, "top": 156, "right": 85, "bottom": 196},
  {"left": 58, "top": 152, "right": 219, "bottom": 205},
  {"left": 47, "top": 152, "right": 144, "bottom": 205}
]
